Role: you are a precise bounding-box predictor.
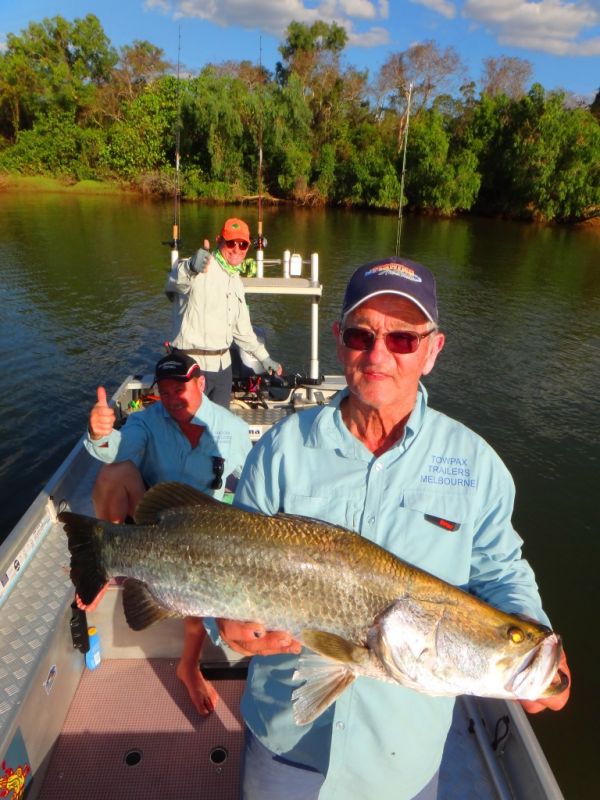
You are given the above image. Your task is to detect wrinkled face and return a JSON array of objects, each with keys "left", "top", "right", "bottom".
[
  {"left": 158, "top": 376, "right": 204, "bottom": 424},
  {"left": 218, "top": 236, "right": 249, "bottom": 267},
  {"left": 333, "top": 295, "right": 445, "bottom": 412}
]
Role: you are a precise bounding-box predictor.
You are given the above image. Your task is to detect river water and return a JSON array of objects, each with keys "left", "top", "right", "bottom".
[{"left": 0, "top": 192, "right": 597, "bottom": 797}]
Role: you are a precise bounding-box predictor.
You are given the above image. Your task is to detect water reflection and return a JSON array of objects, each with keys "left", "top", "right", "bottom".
[{"left": 0, "top": 193, "right": 598, "bottom": 797}]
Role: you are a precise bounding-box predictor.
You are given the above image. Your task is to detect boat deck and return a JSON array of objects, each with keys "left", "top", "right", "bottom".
[
  {"left": 37, "top": 658, "right": 497, "bottom": 800},
  {"left": 39, "top": 660, "right": 244, "bottom": 800}
]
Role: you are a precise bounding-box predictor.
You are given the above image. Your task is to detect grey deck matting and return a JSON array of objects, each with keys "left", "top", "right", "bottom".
[
  {"left": 38, "top": 658, "right": 499, "bottom": 800},
  {"left": 39, "top": 659, "right": 244, "bottom": 800}
]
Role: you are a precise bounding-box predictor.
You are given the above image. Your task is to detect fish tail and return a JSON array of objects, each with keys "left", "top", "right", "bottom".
[{"left": 59, "top": 511, "right": 110, "bottom": 605}]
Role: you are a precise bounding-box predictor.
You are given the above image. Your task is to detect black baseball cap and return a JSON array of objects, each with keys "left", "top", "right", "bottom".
[
  {"left": 155, "top": 352, "right": 201, "bottom": 382},
  {"left": 341, "top": 257, "right": 438, "bottom": 324}
]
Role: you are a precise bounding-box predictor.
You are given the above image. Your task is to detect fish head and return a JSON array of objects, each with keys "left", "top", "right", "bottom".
[
  {"left": 368, "top": 598, "right": 565, "bottom": 700},
  {"left": 498, "top": 625, "right": 564, "bottom": 699}
]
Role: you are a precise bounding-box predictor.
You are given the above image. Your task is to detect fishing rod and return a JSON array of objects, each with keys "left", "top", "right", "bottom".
[
  {"left": 395, "top": 82, "right": 413, "bottom": 257},
  {"left": 166, "top": 27, "right": 182, "bottom": 266},
  {"left": 255, "top": 36, "right": 266, "bottom": 277},
  {"left": 257, "top": 38, "right": 264, "bottom": 249}
]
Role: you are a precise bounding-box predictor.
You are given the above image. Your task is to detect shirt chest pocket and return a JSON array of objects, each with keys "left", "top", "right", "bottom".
[
  {"left": 390, "top": 491, "right": 474, "bottom": 585},
  {"left": 283, "top": 493, "right": 361, "bottom": 533}
]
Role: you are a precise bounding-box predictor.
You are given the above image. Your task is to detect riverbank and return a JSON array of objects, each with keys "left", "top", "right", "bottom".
[
  {"left": 0, "top": 174, "right": 135, "bottom": 196},
  {"left": 0, "top": 173, "right": 283, "bottom": 205},
  {"left": 1, "top": 173, "right": 597, "bottom": 228},
  {"left": 576, "top": 215, "right": 600, "bottom": 229}
]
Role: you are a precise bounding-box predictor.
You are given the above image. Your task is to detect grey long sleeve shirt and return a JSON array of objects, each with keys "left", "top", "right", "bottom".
[{"left": 165, "top": 253, "right": 270, "bottom": 371}]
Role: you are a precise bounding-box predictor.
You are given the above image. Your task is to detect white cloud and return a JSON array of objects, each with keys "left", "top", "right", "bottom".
[
  {"left": 145, "top": 0, "right": 171, "bottom": 11},
  {"left": 347, "top": 26, "right": 390, "bottom": 45},
  {"left": 463, "top": 1, "right": 600, "bottom": 55},
  {"left": 409, "top": 0, "right": 600, "bottom": 55},
  {"left": 337, "top": 0, "right": 379, "bottom": 19},
  {"left": 411, "top": 0, "right": 457, "bottom": 19},
  {"left": 506, "top": 32, "right": 600, "bottom": 54},
  {"left": 146, "top": 0, "right": 389, "bottom": 44}
]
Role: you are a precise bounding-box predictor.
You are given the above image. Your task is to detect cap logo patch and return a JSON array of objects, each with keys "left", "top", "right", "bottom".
[{"left": 365, "top": 263, "right": 423, "bottom": 284}]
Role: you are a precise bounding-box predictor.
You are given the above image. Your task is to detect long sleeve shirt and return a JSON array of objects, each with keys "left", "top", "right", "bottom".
[
  {"left": 85, "top": 394, "right": 251, "bottom": 499},
  {"left": 165, "top": 254, "right": 270, "bottom": 371},
  {"left": 232, "top": 384, "right": 549, "bottom": 800}
]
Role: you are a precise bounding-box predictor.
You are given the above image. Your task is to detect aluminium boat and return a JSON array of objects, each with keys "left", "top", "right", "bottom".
[{"left": 0, "top": 251, "right": 564, "bottom": 799}]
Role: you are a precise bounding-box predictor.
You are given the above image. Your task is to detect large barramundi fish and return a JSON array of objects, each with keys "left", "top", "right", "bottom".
[{"left": 60, "top": 482, "right": 568, "bottom": 725}]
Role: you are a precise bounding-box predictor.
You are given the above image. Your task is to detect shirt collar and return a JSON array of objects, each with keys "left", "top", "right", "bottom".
[{"left": 305, "top": 382, "right": 429, "bottom": 455}]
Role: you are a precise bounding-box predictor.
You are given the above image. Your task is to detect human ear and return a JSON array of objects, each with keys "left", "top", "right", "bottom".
[{"left": 421, "top": 331, "right": 445, "bottom": 376}]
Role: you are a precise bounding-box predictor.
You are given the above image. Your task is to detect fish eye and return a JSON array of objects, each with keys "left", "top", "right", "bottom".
[{"left": 508, "top": 626, "right": 525, "bottom": 644}]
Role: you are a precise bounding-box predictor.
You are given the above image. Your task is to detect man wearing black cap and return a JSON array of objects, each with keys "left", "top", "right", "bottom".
[
  {"left": 213, "top": 257, "right": 570, "bottom": 800},
  {"left": 84, "top": 350, "right": 252, "bottom": 717}
]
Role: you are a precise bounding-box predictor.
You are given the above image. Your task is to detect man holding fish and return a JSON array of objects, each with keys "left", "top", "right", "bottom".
[{"left": 214, "top": 257, "right": 571, "bottom": 799}]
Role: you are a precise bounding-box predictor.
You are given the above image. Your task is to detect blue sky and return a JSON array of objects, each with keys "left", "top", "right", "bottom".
[{"left": 1, "top": 0, "right": 599, "bottom": 99}]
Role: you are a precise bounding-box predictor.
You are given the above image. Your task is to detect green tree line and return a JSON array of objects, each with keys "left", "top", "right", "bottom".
[{"left": 1, "top": 14, "right": 598, "bottom": 222}]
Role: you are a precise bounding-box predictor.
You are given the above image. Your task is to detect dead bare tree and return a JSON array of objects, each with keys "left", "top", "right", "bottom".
[{"left": 481, "top": 56, "right": 533, "bottom": 99}]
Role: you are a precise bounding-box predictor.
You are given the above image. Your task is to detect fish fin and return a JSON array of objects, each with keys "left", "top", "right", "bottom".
[
  {"left": 121, "top": 578, "right": 178, "bottom": 631},
  {"left": 301, "top": 629, "right": 370, "bottom": 666},
  {"left": 292, "top": 652, "right": 356, "bottom": 725},
  {"left": 134, "top": 481, "right": 221, "bottom": 525},
  {"left": 59, "top": 511, "right": 109, "bottom": 605}
]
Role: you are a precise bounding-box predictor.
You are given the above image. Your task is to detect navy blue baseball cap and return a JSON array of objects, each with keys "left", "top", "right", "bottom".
[
  {"left": 155, "top": 352, "right": 201, "bottom": 382},
  {"left": 341, "top": 257, "right": 438, "bottom": 324}
]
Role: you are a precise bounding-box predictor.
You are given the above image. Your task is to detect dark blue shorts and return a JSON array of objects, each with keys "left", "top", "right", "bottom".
[{"left": 240, "top": 726, "right": 440, "bottom": 800}]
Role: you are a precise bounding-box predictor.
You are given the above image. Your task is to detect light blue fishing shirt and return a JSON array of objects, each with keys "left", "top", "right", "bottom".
[
  {"left": 232, "top": 384, "right": 550, "bottom": 800},
  {"left": 84, "top": 394, "right": 251, "bottom": 499}
]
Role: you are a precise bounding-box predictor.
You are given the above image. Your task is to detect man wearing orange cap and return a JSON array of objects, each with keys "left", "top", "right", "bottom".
[{"left": 166, "top": 217, "right": 283, "bottom": 408}]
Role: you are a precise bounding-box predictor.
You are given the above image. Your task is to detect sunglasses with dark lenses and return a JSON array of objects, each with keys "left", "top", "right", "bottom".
[
  {"left": 224, "top": 239, "right": 249, "bottom": 250},
  {"left": 341, "top": 326, "right": 436, "bottom": 355},
  {"left": 211, "top": 456, "right": 225, "bottom": 490}
]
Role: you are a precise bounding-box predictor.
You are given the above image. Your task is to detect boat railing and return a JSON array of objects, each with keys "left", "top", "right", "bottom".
[{"left": 244, "top": 249, "right": 322, "bottom": 392}]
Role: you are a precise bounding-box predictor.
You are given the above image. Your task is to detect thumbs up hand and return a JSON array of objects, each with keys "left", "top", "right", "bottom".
[
  {"left": 189, "top": 245, "right": 211, "bottom": 274},
  {"left": 89, "top": 386, "right": 116, "bottom": 440}
]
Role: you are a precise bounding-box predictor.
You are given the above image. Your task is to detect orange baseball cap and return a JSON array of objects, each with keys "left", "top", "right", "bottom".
[{"left": 220, "top": 218, "right": 251, "bottom": 243}]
